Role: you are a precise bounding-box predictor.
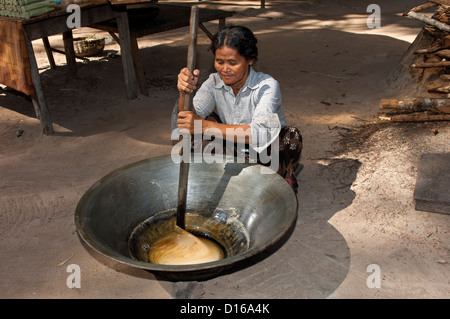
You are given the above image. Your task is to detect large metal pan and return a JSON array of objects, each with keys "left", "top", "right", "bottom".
[{"left": 75, "top": 155, "right": 298, "bottom": 281}]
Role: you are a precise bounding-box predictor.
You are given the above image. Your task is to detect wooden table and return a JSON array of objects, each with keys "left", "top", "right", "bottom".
[
  {"left": 0, "top": 1, "right": 233, "bottom": 134},
  {"left": 0, "top": 1, "right": 135, "bottom": 134},
  {"left": 93, "top": 2, "right": 233, "bottom": 97}
]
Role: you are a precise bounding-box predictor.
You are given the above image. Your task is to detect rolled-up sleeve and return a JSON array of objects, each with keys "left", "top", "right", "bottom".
[{"left": 249, "top": 79, "right": 282, "bottom": 153}]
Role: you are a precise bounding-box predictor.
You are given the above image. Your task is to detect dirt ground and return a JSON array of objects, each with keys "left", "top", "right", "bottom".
[{"left": 1, "top": 0, "right": 449, "bottom": 299}]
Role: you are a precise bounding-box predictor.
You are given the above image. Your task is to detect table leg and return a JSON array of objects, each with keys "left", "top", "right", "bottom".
[
  {"left": 63, "top": 30, "right": 77, "bottom": 77},
  {"left": 30, "top": 95, "right": 41, "bottom": 120},
  {"left": 108, "top": 31, "right": 120, "bottom": 44},
  {"left": 42, "top": 37, "right": 56, "bottom": 69},
  {"left": 23, "top": 30, "right": 54, "bottom": 134},
  {"left": 116, "top": 10, "right": 138, "bottom": 99},
  {"left": 199, "top": 23, "right": 213, "bottom": 40},
  {"left": 130, "top": 35, "right": 148, "bottom": 96},
  {"left": 219, "top": 18, "right": 226, "bottom": 30}
]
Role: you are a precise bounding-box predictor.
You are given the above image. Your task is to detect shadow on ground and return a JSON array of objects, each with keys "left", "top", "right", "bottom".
[
  {"left": 1, "top": 26, "right": 412, "bottom": 141},
  {"left": 155, "top": 158, "right": 361, "bottom": 299}
]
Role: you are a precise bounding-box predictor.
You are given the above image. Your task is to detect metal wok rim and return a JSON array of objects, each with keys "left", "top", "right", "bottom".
[{"left": 74, "top": 155, "right": 298, "bottom": 274}]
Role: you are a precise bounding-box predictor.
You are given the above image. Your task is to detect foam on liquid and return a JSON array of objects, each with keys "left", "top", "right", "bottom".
[{"left": 149, "top": 226, "right": 224, "bottom": 265}]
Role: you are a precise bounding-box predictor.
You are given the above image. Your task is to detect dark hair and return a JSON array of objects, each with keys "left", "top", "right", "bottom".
[{"left": 210, "top": 26, "right": 258, "bottom": 61}]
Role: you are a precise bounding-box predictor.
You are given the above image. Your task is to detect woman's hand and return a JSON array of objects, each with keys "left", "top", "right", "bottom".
[
  {"left": 177, "top": 67, "right": 200, "bottom": 94},
  {"left": 177, "top": 111, "right": 204, "bottom": 135}
]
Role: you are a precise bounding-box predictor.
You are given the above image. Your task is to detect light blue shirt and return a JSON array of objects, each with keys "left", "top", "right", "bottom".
[{"left": 172, "top": 67, "right": 287, "bottom": 152}]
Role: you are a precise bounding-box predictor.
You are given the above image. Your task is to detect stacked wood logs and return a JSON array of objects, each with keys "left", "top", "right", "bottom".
[{"left": 380, "top": 0, "right": 450, "bottom": 122}]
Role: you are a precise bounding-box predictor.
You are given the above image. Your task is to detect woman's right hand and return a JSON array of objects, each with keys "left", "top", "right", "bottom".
[{"left": 177, "top": 67, "right": 200, "bottom": 94}]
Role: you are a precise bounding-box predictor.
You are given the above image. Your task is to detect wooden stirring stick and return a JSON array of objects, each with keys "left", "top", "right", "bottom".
[{"left": 176, "top": 5, "right": 199, "bottom": 230}]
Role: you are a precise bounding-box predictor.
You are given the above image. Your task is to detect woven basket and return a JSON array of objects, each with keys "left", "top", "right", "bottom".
[{"left": 73, "top": 37, "right": 105, "bottom": 57}]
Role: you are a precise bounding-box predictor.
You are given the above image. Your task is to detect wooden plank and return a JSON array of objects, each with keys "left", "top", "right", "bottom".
[
  {"left": 93, "top": 4, "right": 233, "bottom": 38},
  {"left": 109, "top": 0, "right": 157, "bottom": 5},
  {"left": 20, "top": 1, "right": 109, "bottom": 24},
  {"left": 23, "top": 4, "right": 116, "bottom": 40}
]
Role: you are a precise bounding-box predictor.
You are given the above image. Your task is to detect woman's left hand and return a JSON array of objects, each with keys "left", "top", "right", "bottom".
[{"left": 177, "top": 111, "right": 204, "bottom": 135}]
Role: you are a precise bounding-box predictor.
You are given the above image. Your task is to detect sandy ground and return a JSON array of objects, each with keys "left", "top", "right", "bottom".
[{"left": 0, "top": 0, "right": 449, "bottom": 299}]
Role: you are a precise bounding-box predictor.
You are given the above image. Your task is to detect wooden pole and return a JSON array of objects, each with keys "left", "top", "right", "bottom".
[
  {"left": 380, "top": 113, "right": 450, "bottom": 122},
  {"left": 406, "top": 10, "right": 450, "bottom": 32},
  {"left": 379, "top": 97, "right": 450, "bottom": 122},
  {"left": 380, "top": 98, "right": 450, "bottom": 113},
  {"left": 411, "top": 61, "right": 450, "bottom": 68},
  {"left": 176, "top": 5, "right": 199, "bottom": 230}
]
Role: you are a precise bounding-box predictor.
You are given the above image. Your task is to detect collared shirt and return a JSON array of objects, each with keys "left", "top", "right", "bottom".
[{"left": 172, "top": 67, "right": 287, "bottom": 152}]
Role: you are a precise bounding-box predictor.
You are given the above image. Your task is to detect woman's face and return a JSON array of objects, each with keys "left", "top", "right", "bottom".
[{"left": 214, "top": 46, "right": 254, "bottom": 93}]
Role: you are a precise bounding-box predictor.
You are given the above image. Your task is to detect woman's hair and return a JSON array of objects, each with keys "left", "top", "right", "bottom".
[{"left": 210, "top": 26, "right": 258, "bottom": 61}]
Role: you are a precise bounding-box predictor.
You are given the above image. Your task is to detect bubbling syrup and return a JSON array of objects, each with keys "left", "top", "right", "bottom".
[{"left": 148, "top": 226, "right": 224, "bottom": 265}]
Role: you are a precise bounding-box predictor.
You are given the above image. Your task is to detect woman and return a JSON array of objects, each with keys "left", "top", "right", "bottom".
[{"left": 172, "top": 26, "right": 303, "bottom": 191}]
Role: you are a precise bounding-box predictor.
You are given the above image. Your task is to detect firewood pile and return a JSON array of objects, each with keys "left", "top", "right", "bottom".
[{"left": 380, "top": 0, "right": 450, "bottom": 122}]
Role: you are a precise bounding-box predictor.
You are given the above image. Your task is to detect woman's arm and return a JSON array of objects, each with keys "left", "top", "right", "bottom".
[
  {"left": 177, "top": 67, "right": 199, "bottom": 112},
  {"left": 177, "top": 111, "right": 252, "bottom": 144},
  {"left": 176, "top": 68, "right": 251, "bottom": 143},
  {"left": 247, "top": 79, "right": 283, "bottom": 152}
]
